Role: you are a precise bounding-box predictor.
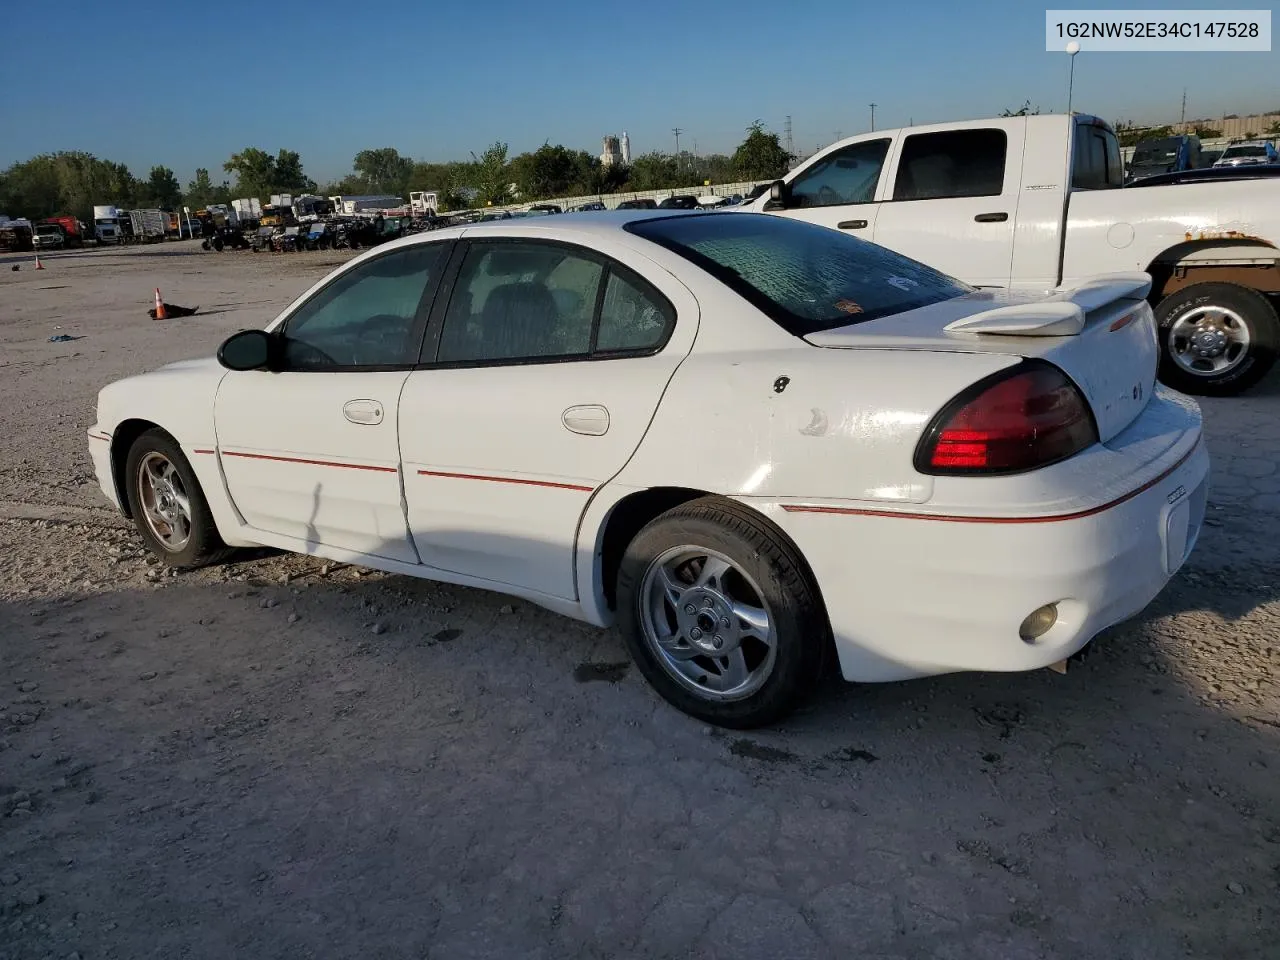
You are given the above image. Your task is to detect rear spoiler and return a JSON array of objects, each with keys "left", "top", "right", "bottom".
[{"left": 944, "top": 273, "right": 1151, "bottom": 337}]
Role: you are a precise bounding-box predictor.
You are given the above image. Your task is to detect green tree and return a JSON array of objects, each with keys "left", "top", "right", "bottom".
[
  {"left": 1193, "top": 125, "right": 1222, "bottom": 139},
  {"left": 732, "top": 121, "right": 791, "bottom": 181},
  {"left": 1000, "top": 100, "right": 1041, "bottom": 117},
  {"left": 0, "top": 151, "right": 139, "bottom": 223},
  {"left": 353, "top": 147, "right": 413, "bottom": 195},
  {"left": 1267, "top": 120, "right": 1280, "bottom": 135},
  {"left": 144, "top": 166, "right": 182, "bottom": 208},
  {"left": 474, "top": 142, "right": 511, "bottom": 205},
  {"left": 628, "top": 152, "right": 681, "bottom": 190},
  {"left": 223, "top": 147, "right": 276, "bottom": 199},
  {"left": 1243, "top": 131, "right": 1258, "bottom": 140},
  {"left": 512, "top": 143, "right": 579, "bottom": 199},
  {"left": 273, "top": 149, "right": 315, "bottom": 194},
  {"left": 186, "top": 168, "right": 215, "bottom": 207}
]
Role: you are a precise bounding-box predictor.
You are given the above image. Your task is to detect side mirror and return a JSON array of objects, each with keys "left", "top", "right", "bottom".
[
  {"left": 764, "top": 180, "right": 790, "bottom": 210},
  {"left": 217, "top": 329, "right": 274, "bottom": 371}
]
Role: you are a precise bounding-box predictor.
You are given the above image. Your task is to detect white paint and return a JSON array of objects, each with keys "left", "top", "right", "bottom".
[{"left": 89, "top": 214, "right": 1208, "bottom": 686}]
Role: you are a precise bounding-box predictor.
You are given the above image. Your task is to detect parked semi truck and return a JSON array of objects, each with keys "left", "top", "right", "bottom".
[
  {"left": 93, "top": 205, "right": 121, "bottom": 243},
  {"left": 750, "top": 112, "right": 1280, "bottom": 396}
]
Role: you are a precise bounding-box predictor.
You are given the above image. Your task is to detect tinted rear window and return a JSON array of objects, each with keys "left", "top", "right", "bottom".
[{"left": 627, "top": 213, "right": 970, "bottom": 335}]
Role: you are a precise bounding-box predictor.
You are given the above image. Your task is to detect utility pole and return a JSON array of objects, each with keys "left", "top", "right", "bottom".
[
  {"left": 869, "top": 103, "right": 877, "bottom": 131},
  {"left": 672, "top": 127, "right": 682, "bottom": 162},
  {"left": 834, "top": 130, "right": 843, "bottom": 145},
  {"left": 784, "top": 115, "right": 794, "bottom": 158},
  {"left": 1180, "top": 88, "right": 1187, "bottom": 125}
]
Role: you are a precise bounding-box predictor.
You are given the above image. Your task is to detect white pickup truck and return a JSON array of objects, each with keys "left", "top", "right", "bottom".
[{"left": 745, "top": 113, "right": 1280, "bottom": 396}]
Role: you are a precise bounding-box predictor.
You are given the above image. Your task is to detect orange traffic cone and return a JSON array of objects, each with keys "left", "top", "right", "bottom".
[
  {"left": 34, "top": 249, "right": 45, "bottom": 270},
  {"left": 153, "top": 288, "right": 166, "bottom": 320}
]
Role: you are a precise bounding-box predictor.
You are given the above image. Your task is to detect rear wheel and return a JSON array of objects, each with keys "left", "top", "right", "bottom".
[
  {"left": 616, "top": 497, "right": 829, "bottom": 728},
  {"left": 124, "top": 429, "right": 232, "bottom": 569},
  {"left": 1155, "top": 282, "right": 1278, "bottom": 396}
]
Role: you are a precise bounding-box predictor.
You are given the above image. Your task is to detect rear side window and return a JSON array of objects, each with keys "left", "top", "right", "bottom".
[
  {"left": 892, "top": 129, "right": 1007, "bottom": 200},
  {"left": 627, "top": 213, "right": 971, "bottom": 336},
  {"left": 1072, "top": 125, "right": 1124, "bottom": 189}
]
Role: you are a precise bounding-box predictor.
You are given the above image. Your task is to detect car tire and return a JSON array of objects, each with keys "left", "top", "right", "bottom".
[
  {"left": 616, "top": 496, "right": 830, "bottom": 728},
  {"left": 124, "top": 429, "right": 233, "bottom": 569},
  {"left": 1155, "top": 282, "right": 1279, "bottom": 396}
]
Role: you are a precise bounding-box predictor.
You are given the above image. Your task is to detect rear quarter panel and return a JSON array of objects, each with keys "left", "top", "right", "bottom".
[{"left": 613, "top": 344, "right": 1017, "bottom": 504}]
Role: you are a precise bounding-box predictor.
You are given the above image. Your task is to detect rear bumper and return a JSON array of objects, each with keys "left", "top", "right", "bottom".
[{"left": 754, "top": 395, "right": 1209, "bottom": 682}]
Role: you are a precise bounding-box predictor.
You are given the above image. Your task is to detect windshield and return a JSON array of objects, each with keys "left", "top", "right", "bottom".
[
  {"left": 1132, "top": 139, "right": 1180, "bottom": 164},
  {"left": 627, "top": 213, "right": 971, "bottom": 335},
  {"left": 1222, "top": 145, "right": 1267, "bottom": 158}
]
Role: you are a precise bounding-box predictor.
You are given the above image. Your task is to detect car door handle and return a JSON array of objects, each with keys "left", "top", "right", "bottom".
[
  {"left": 974, "top": 212, "right": 1008, "bottom": 223},
  {"left": 343, "top": 399, "right": 384, "bottom": 425},
  {"left": 837, "top": 219, "right": 868, "bottom": 230},
  {"left": 562, "top": 404, "right": 610, "bottom": 436}
]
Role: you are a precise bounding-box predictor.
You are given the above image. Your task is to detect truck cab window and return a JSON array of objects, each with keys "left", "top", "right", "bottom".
[
  {"left": 1072, "top": 126, "right": 1124, "bottom": 190},
  {"left": 788, "top": 139, "right": 890, "bottom": 208},
  {"left": 892, "top": 129, "right": 1007, "bottom": 201}
]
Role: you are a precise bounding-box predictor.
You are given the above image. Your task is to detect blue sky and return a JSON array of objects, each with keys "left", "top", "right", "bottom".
[{"left": 1, "top": 0, "right": 1276, "bottom": 186}]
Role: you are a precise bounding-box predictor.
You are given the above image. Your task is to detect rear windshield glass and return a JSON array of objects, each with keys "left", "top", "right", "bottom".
[
  {"left": 1222, "top": 145, "right": 1266, "bottom": 157},
  {"left": 627, "top": 213, "right": 970, "bottom": 335}
]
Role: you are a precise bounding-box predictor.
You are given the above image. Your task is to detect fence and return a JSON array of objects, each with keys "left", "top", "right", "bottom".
[{"left": 488, "top": 180, "right": 769, "bottom": 215}]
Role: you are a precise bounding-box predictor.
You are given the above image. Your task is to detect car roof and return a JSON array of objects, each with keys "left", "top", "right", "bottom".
[{"left": 358, "top": 209, "right": 710, "bottom": 255}]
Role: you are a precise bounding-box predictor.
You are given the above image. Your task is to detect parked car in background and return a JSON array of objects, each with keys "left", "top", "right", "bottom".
[
  {"left": 1213, "top": 140, "right": 1280, "bottom": 168},
  {"left": 1126, "top": 134, "right": 1202, "bottom": 183},
  {"left": 657, "top": 195, "right": 699, "bottom": 209},
  {"left": 571, "top": 201, "right": 607, "bottom": 212},
  {"left": 88, "top": 211, "right": 1206, "bottom": 728},
  {"left": 477, "top": 211, "right": 512, "bottom": 222},
  {"left": 34, "top": 224, "right": 68, "bottom": 249},
  {"left": 0, "top": 221, "right": 34, "bottom": 252},
  {"left": 616, "top": 198, "right": 658, "bottom": 210},
  {"left": 527, "top": 203, "right": 563, "bottom": 214},
  {"left": 747, "top": 112, "right": 1280, "bottom": 396}
]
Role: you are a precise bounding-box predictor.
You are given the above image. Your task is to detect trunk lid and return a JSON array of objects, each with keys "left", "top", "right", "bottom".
[{"left": 803, "top": 273, "right": 1159, "bottom": 442}]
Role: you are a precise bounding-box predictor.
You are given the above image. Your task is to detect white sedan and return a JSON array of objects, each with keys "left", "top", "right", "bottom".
[{"left": 88, "top": 212, "right": 1209, "bottom": 727}]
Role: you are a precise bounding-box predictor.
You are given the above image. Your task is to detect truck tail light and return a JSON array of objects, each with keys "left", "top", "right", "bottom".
[{"left": 914, "top": 360, "right": 1098, "bottom": 475}]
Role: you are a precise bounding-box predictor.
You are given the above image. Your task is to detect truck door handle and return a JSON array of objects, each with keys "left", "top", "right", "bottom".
[
  {"left": 974, "top": 212, "right": 1008, "bottom": 223},
  {"left": 343, "top": 399, "right": 384, "bottom": 425},
  {"left": 837, "top": 219, "right": 868, "bottom": 230},
  {"left": 562, "top": 405, "right": 610, "bottom": 436}
]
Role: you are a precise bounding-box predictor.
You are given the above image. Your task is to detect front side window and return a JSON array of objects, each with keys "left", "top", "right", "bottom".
[
  {"left": 892, "top": 129, "right": 1007, "bottom": 200},
  {"left": 281, "top": 243, "right": 445, "bottom": 369},
  {"left": 435, "top": 241, "right": 673, "bottom": 364},
  {"left": 628, "top": 213, "right": 970, "bottom": 336},
  {"left": 788, "top": 138, "right": 890, "bottom": 208}
]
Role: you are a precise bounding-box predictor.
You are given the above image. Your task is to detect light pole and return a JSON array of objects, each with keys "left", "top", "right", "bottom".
[
  {"left": 1066, "top": 41, "right": 1080, "bottom": 115},
  {"left": 869, "top": 103, "right": 877, "bottom": 131}
]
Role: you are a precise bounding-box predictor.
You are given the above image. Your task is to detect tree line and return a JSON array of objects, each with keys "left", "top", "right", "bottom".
[{"left": 0, "top": 123, "right": 793, "bottom": 224}]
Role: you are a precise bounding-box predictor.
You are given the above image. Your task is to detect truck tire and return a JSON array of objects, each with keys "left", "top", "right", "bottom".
[{"left": 1154, "top": 283, "right": 1279, "bottom": 396}]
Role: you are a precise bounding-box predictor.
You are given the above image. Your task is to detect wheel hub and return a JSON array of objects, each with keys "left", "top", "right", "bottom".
[
  {"left": 1192, "top": 326, "right": 1228, "bottom": 357},
  {"left": 675, "top": 588, "right": 738, "bottom": 654}
]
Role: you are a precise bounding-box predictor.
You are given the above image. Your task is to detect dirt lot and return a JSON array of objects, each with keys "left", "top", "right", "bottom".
[{"left": 1, "top": 242, "right": 1277, "bottom": 960}]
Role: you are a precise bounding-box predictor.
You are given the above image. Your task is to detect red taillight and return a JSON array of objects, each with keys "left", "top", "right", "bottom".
[{"left": 916, "top": 362, "right": 1098, "bottom": 475}]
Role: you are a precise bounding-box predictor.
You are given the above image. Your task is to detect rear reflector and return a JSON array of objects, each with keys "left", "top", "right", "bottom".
[{"left": 915, "top": 361, "right": 1098, "bottom": 475}]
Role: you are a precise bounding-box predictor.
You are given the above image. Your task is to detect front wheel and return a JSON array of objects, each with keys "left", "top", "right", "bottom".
[
  {"left": 124, "top": 429, "right": 232, "bottom": 569},
  {"left": 616, "top": 497, "right": 829, "bottom": 728},
  {"left": 1155, "top": 283, "right": 1279, "bottom": 396}
]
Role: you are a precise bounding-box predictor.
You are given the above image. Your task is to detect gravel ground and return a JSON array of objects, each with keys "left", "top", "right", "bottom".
[{"left": 1, "top": 243, "right": 1277, "bottom": 960}]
